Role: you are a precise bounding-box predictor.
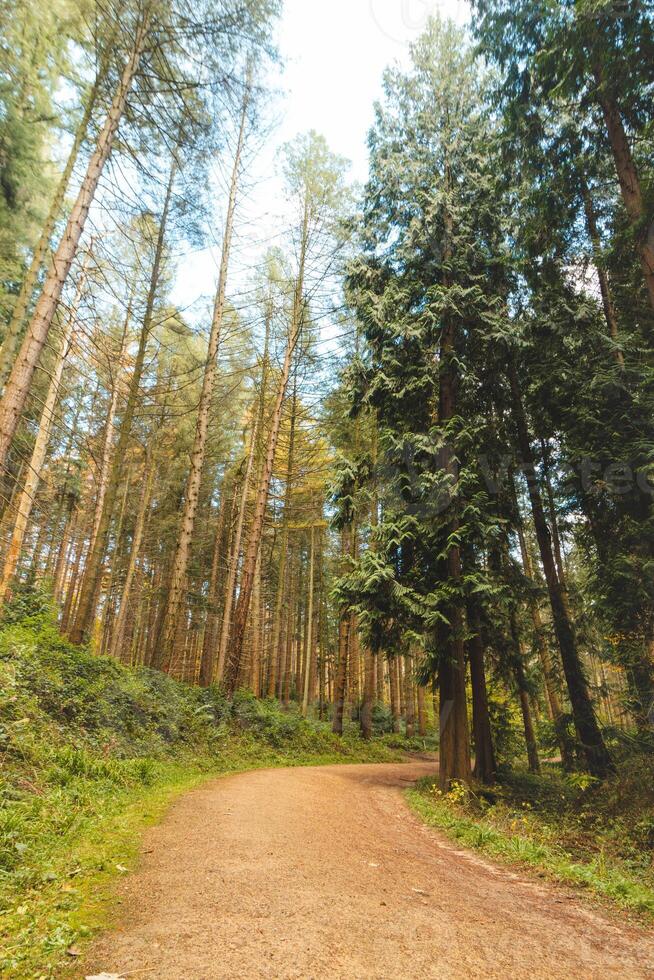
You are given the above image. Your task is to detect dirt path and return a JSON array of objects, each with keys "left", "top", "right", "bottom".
[{"left": 80, "top": 761, "right": 654, "bottom": 979}]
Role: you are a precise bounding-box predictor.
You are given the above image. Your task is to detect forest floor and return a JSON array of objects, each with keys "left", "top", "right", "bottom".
[{"left": 78, "top": 760, "right": 654, "bottom": 980}]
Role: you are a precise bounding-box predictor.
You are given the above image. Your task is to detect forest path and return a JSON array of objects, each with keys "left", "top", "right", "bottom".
[{"left": 80, "top": 760, "right": 654, "bottom": 979}]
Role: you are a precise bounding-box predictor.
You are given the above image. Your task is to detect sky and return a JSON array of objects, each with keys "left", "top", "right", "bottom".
[{"left": 172, "top": 0, "right": 469, "bottom": 319}]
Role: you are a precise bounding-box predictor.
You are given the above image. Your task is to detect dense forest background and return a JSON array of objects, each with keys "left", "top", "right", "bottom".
[{"left": 0, "top": 0, "right": 653, "bottom": 798}]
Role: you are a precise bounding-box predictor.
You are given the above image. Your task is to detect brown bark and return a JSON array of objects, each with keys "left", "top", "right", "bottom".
[
  {"left": 360, "top": 643, "right": 375, "bottom": 740},
  {"left": 508, "top": 360, "right": 613, "bottom": 777},
  {"left": 224, "top": 253, "right": 305, "bottom": 696},
  {"left": 466, "top": 593, "right": 497, "bottom": 784},
  {"left": 0, "top": 271, "right": 79, "bottom": 605},
  {"left": 416, "top": 684, "right": 427, "bottom": 737},
  {"left": 404, "top": 654, "right": 416, "bottom": 737},
  {"left": 155, "top": 80, "right": 250, "bottom": 672},
  {"left": 593, "top": 64, "right": 654, "bottom": 311},
  {"left": 0, "top": 64, "right": 105, "bottom": 390},
  {"left": 198, "top": 476, "right": 233, "bottom": 687},
  {"left": 214, "top": 410, "right": 261, "bottom": 682},
  {"left": 301, "top": 524, "right": 315, "bottom": 716},
  {"left": 515, "top": 504, "right": 575, "bottom": 770},
  {"left": 332, "top": 526, "right": 351, "bottom": 735},
  {"left": 267, "top": 381, "right": 297, "bottom": 698},
  {"left": 0, "top": 13, "right": 151, "bottom": 468},
  {"left": 68, "top": 156, "right": 175, "bottom": 644},
  {"left": 389, "top": 657, "right": 401, "bottom": 734},
  {"left": 108, "top": 450, "right": 154, "bottom": 661}
]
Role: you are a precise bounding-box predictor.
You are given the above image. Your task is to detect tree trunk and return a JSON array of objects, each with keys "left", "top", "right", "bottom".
[
  {"left": 437, "top": 166, "right": 471, "bottom": 789},
  {"left": 224, "top": 282, "right": 304, "bottom": 696},
  {"left": 404, "top": 654, "right": 416, "bottom": 737},
  {"left": 214, "top": 411, "right": 260, "bottom": 682},
  {"left": 508, "top": 360, "right": 613, "bottom": 777},
  {"left": 390, "top": 657, "right": 401, "bottom": 734},
  {"left": 515, "top": 503, "right": 575, "bottom": 770},
  {"left": 154, "top": 80, "right": 250, "bottom": 672},
  {"left": 198, "top": 476, "right": 233, "bottom": 687},
  {"left": 250, "top": 545, "right": 263, "bottom": 696},
  {"left": 466, "top": 594, "right": 497, "bottom": 784},
  {"left": 332, "top": 526, "right": 351, "bottom": 735},
  {"left": 0, "top": 64, "right": 105, "bottom": 391},
  {"left": 0, "top": 273, "right": 79, "bottom": 605},
  {"left": 0, "top": 13, "right": 151, "bottom": 468},
  {"left": 108, "top": 450, "right": 154, "bottom": 661},
  {"left": 593, "top": 65, "right": 654, "bottom": 311},
  {"left": 417, "top": 684, "right": 427, "bottom": 737},
  {"left": 360, "top": 644, "right": 375, "bottom": 739},
  {"left": 301, "top": 524, "right": 315, "bottom": 716},
  {"left": 68, "top": 157, "right": 175, "bottom": 644}
]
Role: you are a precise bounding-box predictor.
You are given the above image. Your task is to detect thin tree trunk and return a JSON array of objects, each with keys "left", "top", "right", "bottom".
[
  {"left": 267, "top": 381, "right": 297, "bottom": 697},
  {"left": 108, "top": 450, "right": 154, "bottom": 661},
  {"left": 508, "top": 360, "right": 613, "bottom": 777},
  {"left": 301, "top": 524, "right": 315, "bottom": 716},
  {"left": 224, "top": 273, "right": 304, "bottom": 696},
  {"left": 404, "top": 654, "right": 416, "bottom": 737},
  {"left": 390, "top": 657, "right": 401, "bottom": 734},
  {"left": 154, "top": 80, "right": 250, "bottom": 671},
  {"left": 417, "top": 684, "right": 427, "bottom": 737},
  {"left": 0, "top": 277, "right": 79, "bottom": 605},
  {"left": 0, "top": 65, "right": 106, "bottom": 391},
  {"left": 360, "top": 643, "right": 375, "bottom": 739},
  {"left": 466, "top": 593, "right": 497, "bottom": 784},
  {"left": 69, "top": 157, "right": 175, "bottom": 644},
  {"left": 515, "top": 503, "right": 575, "bottom": 770},
  {"left": 214, "top": 411, "right": 260, "bottom": 682},
  {"left": 332, "top": 526, "right": 351, "bottom": 735},
  {"left": 198, "top": 479, "right": 232, "bottom": 687},
  {"left": 0, "top": 13, "right": 151, "bottom": 467},
  {"left": 593, "top": 65, "right": 654, "bottom": 311},
  {"left": 250, "top": 545, "right": 263, "bottom": 696}
]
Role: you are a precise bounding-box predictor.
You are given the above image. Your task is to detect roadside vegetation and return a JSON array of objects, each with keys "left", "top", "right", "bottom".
[
  {"left": 409, "top": 753, "right": 654, "bottom": 920},
  {"left": 0, "top": 596, "right": 404, "bottom": 978}
]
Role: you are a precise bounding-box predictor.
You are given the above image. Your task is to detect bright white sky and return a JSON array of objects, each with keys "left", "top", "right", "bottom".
[{"left": 173, "top": 0, "right": 469, "bottom": 319}]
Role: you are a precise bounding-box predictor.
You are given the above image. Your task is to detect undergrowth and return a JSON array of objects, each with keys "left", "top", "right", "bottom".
[
  {"left": 408, "top": 760, "right": 654, "bottom": 920},
  {"left": 0, "top": 616, "right": 404, "bottom": 978}
]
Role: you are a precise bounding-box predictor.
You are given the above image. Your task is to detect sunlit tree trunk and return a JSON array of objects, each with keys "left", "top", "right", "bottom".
[
  {"left": 68, "top": 157, "right": 175, "bottom": 644},
  {"left": 154, "top": 80, "right": 250, "bottom": 672},
  {"left": 198, "top": 478, "right": 233, "bottom": 687},
  {"left": 214, "top": 410, "right": 260, "bottom": 682},
  {"left": 108, "top": 449, "right": 154, "bottom": 661},
  {"left": 267, "top": 379, "right": 297, "bottom": 697},
  {"left": 0, "top": 268, "right": 82, "bottom": 605},
  {"left": 224, "top": 253, "right": 305, "bottom": 696},
  {"left": 0, "top": 64, "right": 106, "bottom": 390},
  {"left": 0, "top": 12, "right": 152, "bottom": 468}
]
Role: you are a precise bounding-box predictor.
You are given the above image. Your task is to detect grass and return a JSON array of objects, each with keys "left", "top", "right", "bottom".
[
  {"left": 0, "top": 612, "right": 406, "bottom": 978},
  {"left": 408, "top": 763, "right": 654, "bottom": 920}
]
